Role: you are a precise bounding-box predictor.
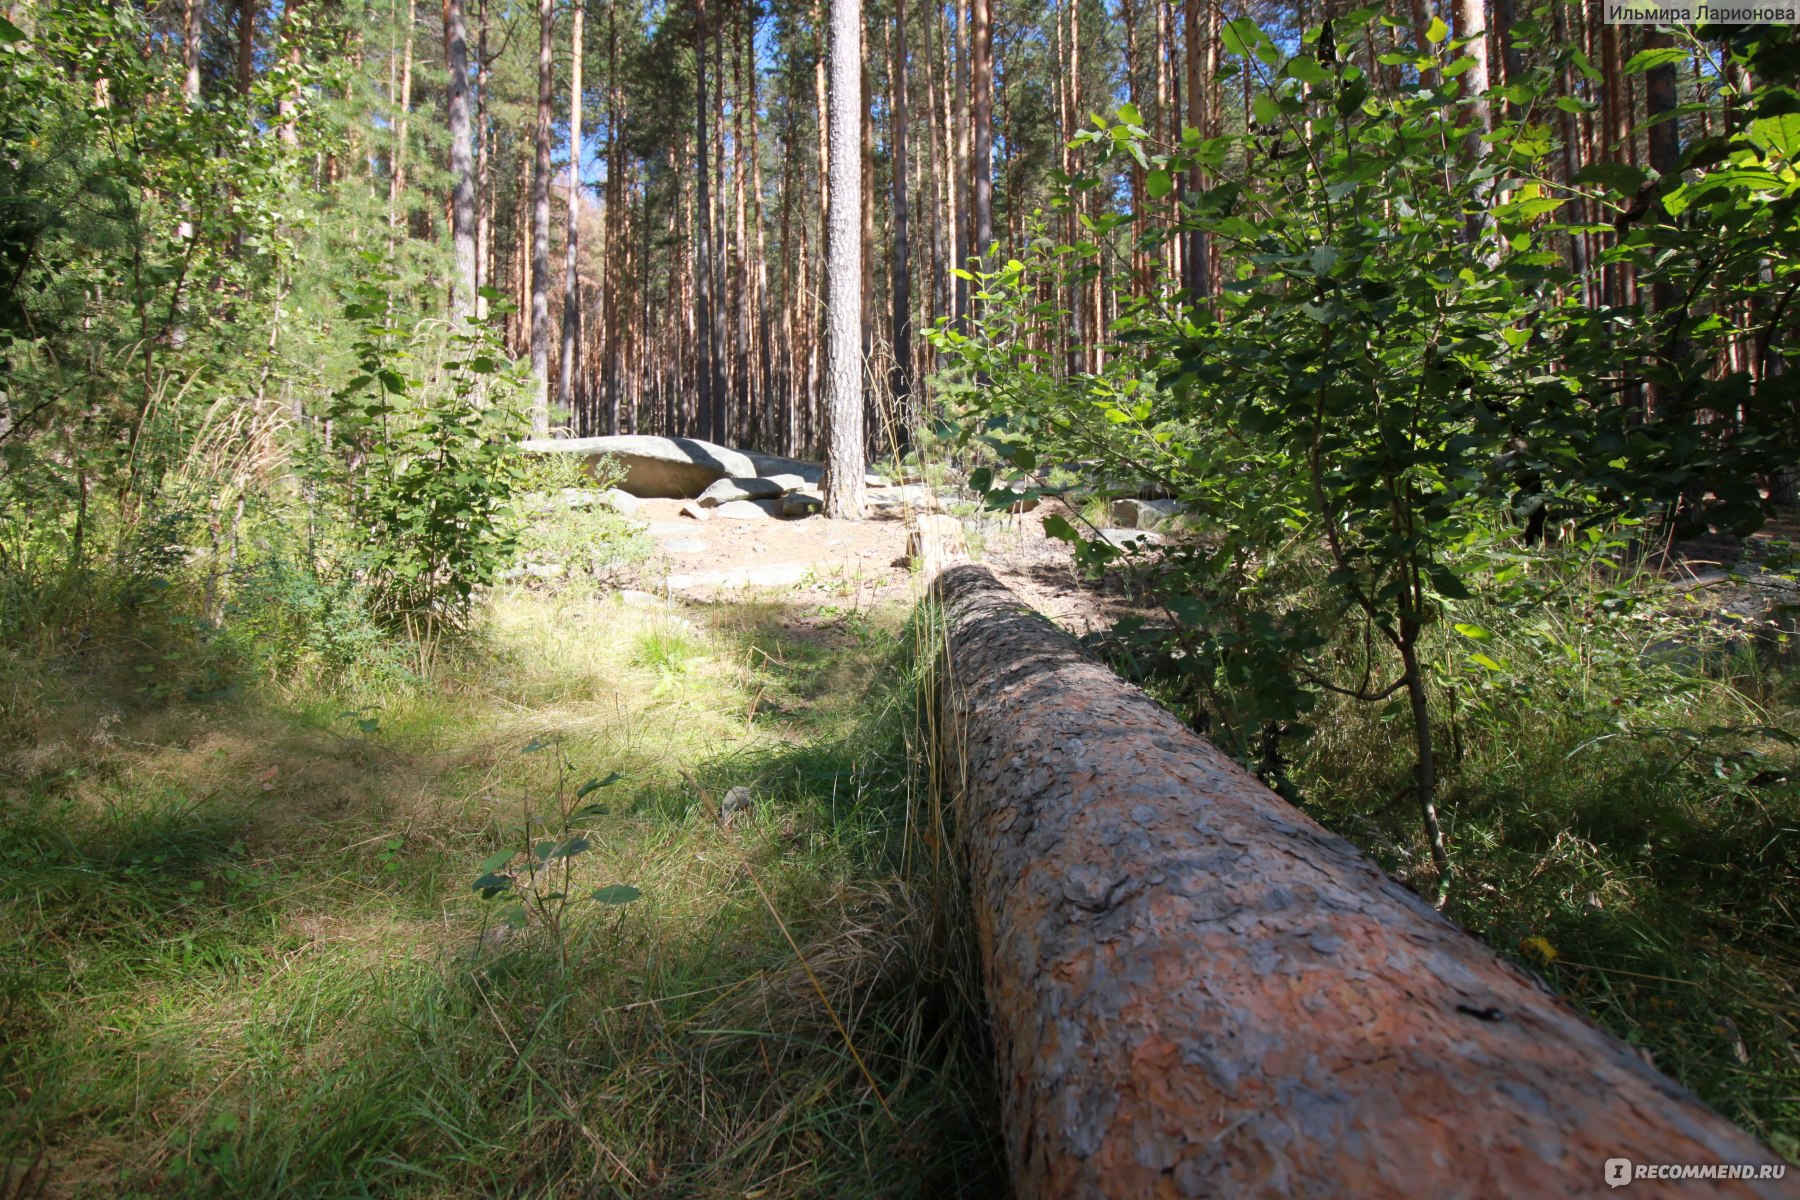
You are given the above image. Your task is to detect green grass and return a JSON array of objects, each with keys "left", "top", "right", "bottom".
[
  {"left": 0, "top": 589, "right": 1001, "bottom": 1198},
  {"left": 1294, "top": 613, "right": 1800, "bottom": 1159}
]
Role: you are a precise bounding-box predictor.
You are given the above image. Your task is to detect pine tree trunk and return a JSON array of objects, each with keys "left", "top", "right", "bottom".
[
  {"left": 694, "top": 0, "right": 723, "bottom": 441},
  {"left": 559, "top": 2, "right": 584, "bottom": 415},
  {"left": 390, "top": 0, "right": 415, "bottom": 233},
  {"left": 970, "top": 0, "right": 993, "bottom": 262},
  {"left": 530, "top": 0, "right": 554, "bottom": 433},
  {"left": 889, "top": 0, "right": 913, "bottom": 432},
  {"left": 824, "top": 0, "right": 865, "bottom": 518},
  {"left": 237, "top": 0, "right": 256, "bottom": 97},
  {"left": 446, "top": 0, "right": 477, "bottom": 325}
]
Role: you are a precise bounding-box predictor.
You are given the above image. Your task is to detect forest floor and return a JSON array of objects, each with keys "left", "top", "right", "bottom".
[
  {"left": 0, "top": 516, "right": 1022, "bottom": 1197},
  {"left": 4, "top": 492, "right": 1795, "bottom": 1197}
]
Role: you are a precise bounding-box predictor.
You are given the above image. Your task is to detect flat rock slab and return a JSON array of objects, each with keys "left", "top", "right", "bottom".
[
  {"left": 667, "top": 562, "right": 812, "bottom": 591},
  {"left": 520, "top": 435, "right": 827, "bottom": 499},
  {"left": 698, "top": 476, "right": 789, "bottom": 506},
  {"left": 662, "top": 538, "right": 708, "bottom": 554},
  {"left": 1109, "top": 497, "right": 1178, "bottom": 528},
  {"left": 712, "top": 498, "right": 782, "bottom": 520}
]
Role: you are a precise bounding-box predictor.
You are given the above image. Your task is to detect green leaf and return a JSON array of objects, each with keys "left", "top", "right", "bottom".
[
  {"left": 576, "top": 772, "right": 623, "bottom": 798},
  {"left": 1146, "top": 169, "right": 1174, "bottom": 199},
  {"left": 547, "top": 836, "right": 590, "bottom": 860},
  {"left": 472, "top": 872, "right": 514, "bottom": 898},
  {"left": 1285, "top": 55, "right": 1330, "bottom": 84},
  {"left": 1750, "top": 113, "right": 1800, "bottom": 159},
  {"left": 1041, "top": 514, "right": 1080, "bottom": 543},
  {"left": 1571, "top": 160, "right": 1647, "bottom": 195},
  {"left": 1623, "top": 46, "right": 1688, "bottom": 74},
  {"left": 1117, "top": 101, "right": 1144, "bottom": 127},
  {"left": 1469, "top": 652, "right": 1504, "bottom": 672},
  {"left": 1453, "top": 622, "right": 1493, "bottom": 641},
  {"left": 479, "top": 849, "right": 515, "bottom": 873},
  {"left": 0, "top": 16, "right": 26, "bottom": 42},
  {"left": 591, "top": 884, "right": 642, "bottom": 905},
  {"left": 1425, "top": 15, "right": 1449, "bottom": 43},
  {"left": 1252, "top": 93, "right": 1282, "bottom": 126}
]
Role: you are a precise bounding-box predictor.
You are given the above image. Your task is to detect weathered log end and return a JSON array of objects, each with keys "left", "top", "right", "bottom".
[{"left": 931, "top": 563, "right": 1793, "bottom": 1199}]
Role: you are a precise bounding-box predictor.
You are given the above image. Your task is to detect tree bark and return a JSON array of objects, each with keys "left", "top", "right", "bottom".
[
  {"left": 530, "top": 0, "right": 554, "bottom": 432},
  {"left": 932, "top": 563, "right": 1792, "bottom": 1199},
  {"left": 238, "top": 0, "right": 256, "bottom": 98},
  {"left": 969, "top": 0, "right": 993, "bottom": 262},
  {"left": 446, "top": 0, "right": 477, "bottom": 325},
  {"left": 559, "top": 0, "right": 584, "bottom": 416},
  {"left": 823, "top": 0, "right": 864, "bottom": 518},
  {"left": 390, "top": 0, "right": 415, "bottom": 234},
  {"left": 694, "top": 0, "right": 723, "bottom": 441},
  {"left": 889, "top": 0, "right": 913, "bottom": 428}
]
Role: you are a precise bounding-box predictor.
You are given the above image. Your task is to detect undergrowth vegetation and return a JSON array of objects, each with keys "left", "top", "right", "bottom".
[
  {"left": 0, "top": 570, "right": 999, "bottom": 1197},
  {"left": 927, "top": 8, "right": 1800, "bottom": 1161}
]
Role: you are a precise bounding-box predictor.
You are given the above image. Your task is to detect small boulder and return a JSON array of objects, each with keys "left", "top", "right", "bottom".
[
  {"left": 679, "top": 501, "right": 713, "bottom": 521},
  {"left": 698, "top": 476, "right": 788, "bottom": 507},
  {"left": 719, "top": 785, "right": 753, "bottom": 827},
  {"left": 1110, "top": 498, "right": 1179, "bottom": 529},
  {"left": 764, "top": 473, "right": 809, "bottom": 494},
  {"left": 1098, "top": 527, "right": 1164, "bottom": 551},
  {"left": 781, "top": 492, "right": 824, "bottom": 518},
  {"left": 712, "top": 498, "right": 781, "bottom": 521},
  {"left": 598, "top": 488, "right": 641, "bottom": 515}
]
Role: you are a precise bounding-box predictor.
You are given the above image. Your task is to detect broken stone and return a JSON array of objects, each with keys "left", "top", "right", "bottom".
[
  {"left": 1109, "top": 498, "right": 1179, "bottom": 529},
  {"left": 697, "top": 476, "right": 788, "bottom": 506},
  {"left": 1098, "top": 527, "right": 1164, "bottom": 551},
  {"left": 781, "top": 492, "right": 824, "bottom": 518},
  {"left": 678, "top": 501, "right": 712, "bottom": 521},
  {"left": 711, "top": 498, "right": 782, "bottom": 521}
]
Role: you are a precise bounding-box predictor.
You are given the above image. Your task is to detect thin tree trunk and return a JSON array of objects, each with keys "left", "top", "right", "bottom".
[
  {"left": 824, "top": 0, "right": 864, "bottom": 517},
  {"left": 530, "top": 0, "right": 554, "bottom": 432},
  {"left": 695, "top": 0, "right": 724, "bottom": 441},
  {"left": 238, "top": 0, "right": 256, "bottom": 97},
  {"left": 446, "top": 0, "right": 477, "bottom": 324},
  {"left": 889, "top": 0, "right": 913, "bottom": 431},
  {"left": 970, "top": 0, "right": 992, "bottom": 261},
  {"left": 390, "top": 0, "right": 415, "bottom": 233},
  {"left": 559, "top": 1, "right": 584, "bottom": 415}
]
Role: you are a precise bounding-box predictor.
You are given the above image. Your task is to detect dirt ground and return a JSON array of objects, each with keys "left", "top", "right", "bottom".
[{"left": 626, "top": 489, "right": 1146, "bottom": 637}]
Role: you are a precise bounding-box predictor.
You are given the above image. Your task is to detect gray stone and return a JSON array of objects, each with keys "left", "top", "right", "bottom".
[
  {"left": 611, "top": 589, "right": 666, "bottom": 606},
  {"left": 519, "top": 435, "right": 825, "bottom": 498},
  {"left": 712, "top": 498, "right": 782, "bottom": 521},
  {"left": 662, "top": 538, "right": 707, "bottom": 554},
  {"left": 597, "top": 488, "right": 640, "bottom": 515},
  {"left": 667, "top": 562, "right": 812, "bottom": 591},
  {"left": 1110, "top": 498, "right": 1179, "bottom": 529},
  {"left": 781, "top": 492, "right": 824, "bottom": 518},
  {"left": 764, "top": 473, "right": 809, "bottom": 493},
  {"left": 698, "top": 476, "right": 787, "bottom": 506},
  {"left": 678, "top": 501, "right": 712, "bottom": 521},
  {"left": 1098, "top": 527, "right": 1164, "bottom": 551}
]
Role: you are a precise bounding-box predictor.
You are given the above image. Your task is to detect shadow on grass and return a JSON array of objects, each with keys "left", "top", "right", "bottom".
[{"left": 0, "top": 591, "right": 1006, "bottom": 1199}]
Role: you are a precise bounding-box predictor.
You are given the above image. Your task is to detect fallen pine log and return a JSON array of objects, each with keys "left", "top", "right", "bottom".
[{"left": 930, "top": 562, "right": 1793, "bottom": 1199}]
